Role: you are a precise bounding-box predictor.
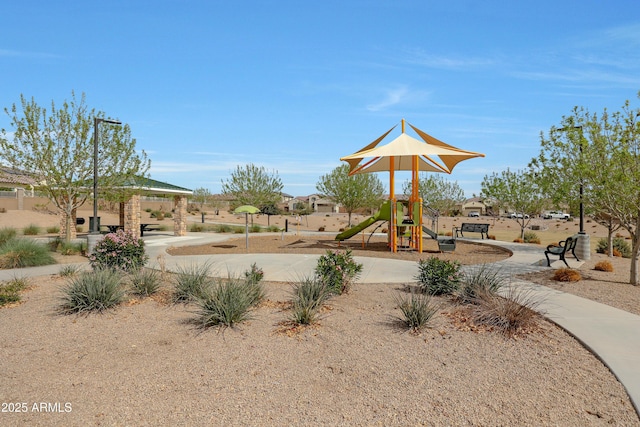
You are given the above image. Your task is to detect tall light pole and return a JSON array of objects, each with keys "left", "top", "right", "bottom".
[
  {"left": 557, "top": 125, "right": 590, "bottom": 260},
  {"left": 92, "top": 117, "right": 122, "bottom": 234},
  {"left": 558, "top": 126, "right": 585, "bottom": 233}
]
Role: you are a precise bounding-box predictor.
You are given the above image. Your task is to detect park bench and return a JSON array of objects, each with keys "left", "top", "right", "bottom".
[
  {"left": 101, "top": 224, "right": 123, "bottom": 233},
  {"left": 454, "top": 223, "right": 490, "bottom": 239},
  {"left": 101, "top": 224, "right": 161, "bottom": 236},
  {"left": 140, "top": 223, "right": 161, "bottom": 236},
  {"left": 544, "top": 235, "right": 580, "bottom": 268}
]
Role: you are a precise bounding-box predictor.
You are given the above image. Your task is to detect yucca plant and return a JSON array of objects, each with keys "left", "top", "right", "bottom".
[
  {"left": 129, "top": 268, "right": 162, "bottom": 296},
  {"left": 290, "top": 276, "right": 331, "bottom": 325},
  {"left": 172, "top": 262, "right": 214, "bottom": 303},
  {"left": 59, "top": 269, "right": 124, "bottom": 313},
  {"left": 59, "top": 264, "right": 82, "bottom": 277},
  {"left": 395, "top": 292, "right": 439, "bottom": 331},
  {"left": 194, "top": 278, "right": 255, "bottom": 328},
  {"left": 458, "top": 264, "right": 506, "bottom": 304}
]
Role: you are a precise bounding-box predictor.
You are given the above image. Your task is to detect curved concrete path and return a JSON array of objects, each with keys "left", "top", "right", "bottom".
[{"left": 2, "top": 232, "right": 639, "bottom": 417}]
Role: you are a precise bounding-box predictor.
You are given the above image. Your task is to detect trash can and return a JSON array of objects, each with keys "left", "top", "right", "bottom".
[{"left": 89, "top": 216, "right": 101, "bottom": 232}]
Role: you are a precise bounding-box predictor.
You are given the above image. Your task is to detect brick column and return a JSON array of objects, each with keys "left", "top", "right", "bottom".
[
  {"left": 124, "top": 194, "right": 141, "bottom": 239},
  {"left": 119, "top": 202, "right": 125, "bottom": 226},
  {"left": 174, "top": 195, "right": 188, "bottom": 236},
  {"left": 59, "top": 208, "right": 78, "bottom": 240},
  {"left": 17, "top": 188, "right": 24, "bottom": 210}
]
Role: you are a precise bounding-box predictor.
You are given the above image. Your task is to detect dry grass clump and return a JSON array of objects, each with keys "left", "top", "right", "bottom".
[
  {"left": 553, "top": 268, "right": 582, "bottom": 282},
  {"left": 594, "top": 260, "right": 614, "bottom": 272},
  {"left": 471, "top": 287, "right": 543, "bottom": 337}
]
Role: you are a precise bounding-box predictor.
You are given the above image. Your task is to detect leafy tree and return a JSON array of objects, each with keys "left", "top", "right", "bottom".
[
  {"left": 480, "top": 168, "right": 545, "bottom": 239},
  {"left": 316, "top": 164, "right": 385, "bottom": 226},
  {"left": 402, "top": 174, "right": 465, "bottom": 216},
  {"left": 533, "top": 95, "right": 640, "bottom": 284},
  {"left": 530, "top": 107, "right": 594, "bottom": 227},
  {"left": 261, "top": 203, "right": 280, "bottom": 226},
  {"left": 191, "top": 187, "right": 213, "bottom": 211},
  {"left": 221, "top": 163, "right": 283, "bottom": 211},
  {"left": 580, "top": 99, "right": 640, "bottom": 284},
  {"left": 0, "top": 92, "right": 149, "bottom": 241}
]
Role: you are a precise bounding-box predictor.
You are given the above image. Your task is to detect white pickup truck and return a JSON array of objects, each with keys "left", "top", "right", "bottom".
[{"left": 543, "top": 211, "right": 570, "bottom": 220}]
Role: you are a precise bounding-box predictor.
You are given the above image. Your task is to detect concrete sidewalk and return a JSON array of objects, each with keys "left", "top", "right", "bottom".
[{"left": 1, "top": 232, "right": 639, "bottom": 416}]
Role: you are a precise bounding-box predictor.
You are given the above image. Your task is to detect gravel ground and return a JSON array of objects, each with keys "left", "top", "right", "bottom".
[
  {"left": 1, "top": 247, "right": 639, "bottom": 425},
  {"left": 2, "top": 210, "right": 640, "bottom": 425}
]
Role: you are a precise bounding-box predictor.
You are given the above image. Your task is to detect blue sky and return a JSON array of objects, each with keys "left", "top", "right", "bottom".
[{"left": 2, "top": 1, "right": 639, "bottom": 198}]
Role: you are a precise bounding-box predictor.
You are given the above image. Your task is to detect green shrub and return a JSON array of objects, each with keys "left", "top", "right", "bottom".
[
  {"left": 267, "top": 225, "right": 281, "bottom": 232},
  {"left": 395, "top": 292, "right": 439, "bottom": 331},
  {"left": 59, "top": 241, "right": 84, "bottom": 256},
  {"left": 194, "top": 278, "right": 256, "bottom": 328},
  {"left": 172, "top": 262, "right": 214, "bottom": 303},
  {"left": 47, "top": 236, "right": 63, "bottom": 251},
  {"left": 189, "top": 223, "right": 205, "bottom": 232},
  {"left": 163, "top": 212, "right": 173, "bottom": 219},
  {"left": 129, "top": 268, "right": 162, "bottom": 296},
  {"left": 59, "top": 264, "right": 82, "bottom": 277},
  {"left": 150, "top": 210, "right": 165, "bottom": 220},
  {"left": 46, "top": 225, "right": 60, "bottom": 234},
  {"left": 0, "top": 227, "right": 17, "bottom": 246},
  {"left": 244, "top": 263, "right": 264, "bottom": 285},
  {"left": 459, "top": 264, "right": 506, "bottom": 304},
  {"left": 89, "top": 229, "right": 148, "bottom": 272},
  {"left": 0, "top": 238, "right": 56, "bottom": 269},
  {"left": 523, "top": 231, "right": 540, "bottom": 244},
  {"left": 315, "top": 249, "right": 363, "bottom": 295},
  {"left": 0, "top": 276, "right": 28, "bottom": 306},
  {"left": 211, "top": 224, "right": 227, "bottom": 233},
  {"left": 232, "top": 226, "right": 245, "bottom": 234},
  {"left": 59, "top": 269, "right": 124, "bottom": 313},
  {"left": 250, "top": 224, "right": 262, "bottom": 233},
  {"left": 145, "top": 208, "right": 153, "bottom": 213},
  {"left": 415, "top": 257, "right": 461, "bottom": 295},
  {"left": 290, "top": 276, "right": 331, "bottom": 325},
  {"left": 22, "top": 224, "right": 41, "bottom": 236},
  {"left": 596, "top": 237, "right": 631, "bottom": 258}
]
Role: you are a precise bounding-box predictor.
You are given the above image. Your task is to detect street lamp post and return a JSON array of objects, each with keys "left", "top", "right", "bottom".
[
  {"left": 557, "top": 125, "right": 590, "bottom": 260},
  {"left": 91, "top": 117, "right": 122, "bottom": 234}
]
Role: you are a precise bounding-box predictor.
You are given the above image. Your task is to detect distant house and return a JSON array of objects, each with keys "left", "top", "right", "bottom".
[
  {"left": 287, "top": 194, "right": 338, "bottom": 213},
  {"left": 458, "top": 197, "right": 487, "bottom": 216},
  {"left": 280, "top": 192, "right": 294, "bottom": 203}
]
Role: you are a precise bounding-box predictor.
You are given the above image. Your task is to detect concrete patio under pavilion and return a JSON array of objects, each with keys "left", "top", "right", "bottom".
[{"left": 62, "top": 177, "right": 193, "bottom": 240}]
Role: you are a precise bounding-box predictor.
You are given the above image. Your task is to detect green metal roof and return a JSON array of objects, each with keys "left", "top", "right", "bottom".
[{"left": 122, "top": 176, "right": 193, "bottom": 195}]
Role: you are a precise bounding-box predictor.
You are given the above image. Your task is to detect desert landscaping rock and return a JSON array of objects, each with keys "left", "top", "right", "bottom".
[{"left": 1, "top": 209, "right": 639, "bottom": 425}]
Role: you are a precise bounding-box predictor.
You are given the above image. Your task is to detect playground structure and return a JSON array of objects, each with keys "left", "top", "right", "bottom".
[
  {"left": 338, "top": 119, "right": 484, "bottom": 253},
  {"left": 335, "top": 199, "right": 454, "bottom": 252}
]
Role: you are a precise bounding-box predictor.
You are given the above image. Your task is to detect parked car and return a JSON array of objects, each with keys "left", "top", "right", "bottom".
[
  {"left": 542, "top": 211, "right": 570, "bottom": 220},
  {"left": 509, "top": 212, "right": 530, "bottom": 219},
  {"left": 467, "top": 211, "right": 480, "bottom": 217}
]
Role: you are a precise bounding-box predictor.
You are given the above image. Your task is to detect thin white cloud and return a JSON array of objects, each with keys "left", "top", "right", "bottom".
[{"left": 366, "top": 86, "right": 411, "bottom": 112}]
